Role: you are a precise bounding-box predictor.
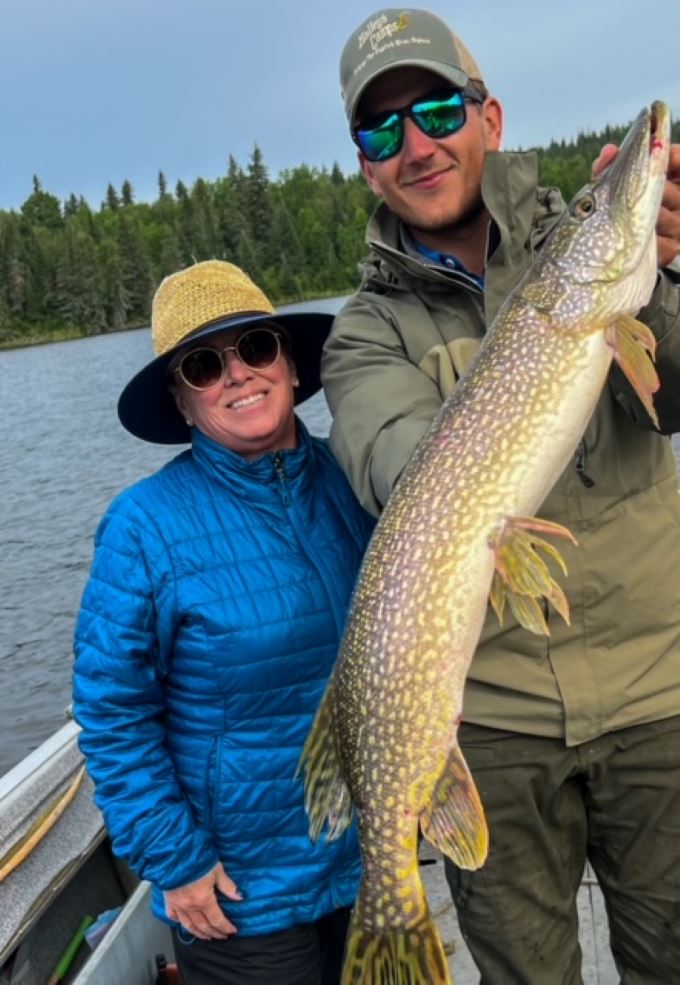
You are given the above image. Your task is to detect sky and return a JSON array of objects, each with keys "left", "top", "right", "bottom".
[{"left": 2, "top": 0, "right": 679, "bottom": 212}]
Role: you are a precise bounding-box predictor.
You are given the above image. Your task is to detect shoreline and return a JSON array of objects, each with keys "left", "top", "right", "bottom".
[
  {"left": 0, "top": 289, "right": 347, "bottom": 352},
  {"left": 0, "top": 322, "right": 148, "bottom": 352}
]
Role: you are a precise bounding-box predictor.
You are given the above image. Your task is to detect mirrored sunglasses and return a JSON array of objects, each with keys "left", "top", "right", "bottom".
[
  {"left": 353, "top": 86, "right": 484, "bottom": 163},
  {"left": 174, "top": 325, "right": 283, "bottom": 391}
]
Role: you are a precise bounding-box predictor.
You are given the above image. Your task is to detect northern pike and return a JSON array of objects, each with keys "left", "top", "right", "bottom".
[{"left": 300, "top": 102, "right": 671, "bottom": 985}]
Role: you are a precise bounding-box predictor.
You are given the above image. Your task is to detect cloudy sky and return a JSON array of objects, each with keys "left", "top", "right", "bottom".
[{"left": 2, "top": 0, "right": 678, "bottom": 211}]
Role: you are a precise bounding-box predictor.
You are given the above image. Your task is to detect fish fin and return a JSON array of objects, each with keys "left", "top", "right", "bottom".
[
  {"left": 605, "top": 315, "right": 660, "bottom": 428},
  {"left": 420, "top": 741, "right": 488, "bottom": 870},
  {"left": 342, "top": 903, "right": 451, "bottom": 985},
  {"left": 488, "top": 516, "right": 576, "bottom": 636},
  {"left": 297, "top": 683, "right": 354, "bottom": 841},
  {"left": 489, "top": 571, "right": 506, "bottom": 625}
]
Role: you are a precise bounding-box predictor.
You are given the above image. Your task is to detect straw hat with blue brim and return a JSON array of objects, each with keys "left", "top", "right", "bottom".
[{"left": 118, "top": 260, "right": 333, "bottom": 444}]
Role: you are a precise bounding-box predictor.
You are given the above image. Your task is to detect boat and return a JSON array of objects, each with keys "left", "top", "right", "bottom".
[{"left": 0, "top": 719, "right": 176, "bottom": 985}]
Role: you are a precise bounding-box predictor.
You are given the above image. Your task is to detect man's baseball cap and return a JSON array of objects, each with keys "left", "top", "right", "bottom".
[{"left": 340, "top": 8, "right": 485, "bottom": 126}]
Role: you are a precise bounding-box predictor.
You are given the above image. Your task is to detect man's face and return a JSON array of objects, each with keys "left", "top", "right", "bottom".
[{"left": 356, "top": 67, "right": 503, "bottom": 236}]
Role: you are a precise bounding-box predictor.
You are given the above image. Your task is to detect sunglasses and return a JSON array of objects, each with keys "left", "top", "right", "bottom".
[
  {"left": 174, "top": 326, "right": 283, "bottom": 391},
  {"left": 353, "top": 86, "right": 484, "bottom": 163}
]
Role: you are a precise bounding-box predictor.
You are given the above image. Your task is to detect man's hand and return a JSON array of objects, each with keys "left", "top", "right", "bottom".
[
  {"left": 164, "top": 862, "right": 242, "bottom": 940},
  {"left": 593, "top": 142, "right": 680, "bottom": 269}
]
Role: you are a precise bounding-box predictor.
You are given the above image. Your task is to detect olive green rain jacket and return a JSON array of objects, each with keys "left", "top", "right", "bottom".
[{"left": 322, "top": 151, "right": 680, "bottom": 746}]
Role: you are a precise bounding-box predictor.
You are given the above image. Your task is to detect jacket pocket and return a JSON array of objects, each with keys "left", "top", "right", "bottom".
[{"left": 204, "top": 736, "right": 222, "bottom": 836}]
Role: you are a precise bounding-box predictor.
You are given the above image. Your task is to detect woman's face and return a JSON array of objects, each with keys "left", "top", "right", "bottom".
[{"left": 172, "top": 326, "right": 298, "bottom": 459}]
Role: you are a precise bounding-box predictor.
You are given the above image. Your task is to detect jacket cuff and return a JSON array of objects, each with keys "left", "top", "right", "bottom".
[{"left": 155, "top": 839, "right": 220, "bottom": 893}]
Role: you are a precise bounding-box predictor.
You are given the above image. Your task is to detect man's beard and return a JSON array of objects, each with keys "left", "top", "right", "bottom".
[{"left": 408, "top": 191, "right": 486, "bottom": 239}]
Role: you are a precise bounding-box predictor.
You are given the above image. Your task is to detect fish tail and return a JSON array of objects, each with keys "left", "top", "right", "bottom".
[{"left": 341, "top": 904, "right": 451, "bottom": 985}]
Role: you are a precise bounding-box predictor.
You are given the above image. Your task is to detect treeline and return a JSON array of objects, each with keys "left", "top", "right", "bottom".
[
  {"left": 0, "top": 149, "right": 375, "bottom": 345},
  {"left": 2, "top": 116, "right": 679, "bottom": 346}
]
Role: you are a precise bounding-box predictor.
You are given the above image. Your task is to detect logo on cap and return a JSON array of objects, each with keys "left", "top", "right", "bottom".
[{"left": 358, "top": 11, "right": 410, "bottom": 53}]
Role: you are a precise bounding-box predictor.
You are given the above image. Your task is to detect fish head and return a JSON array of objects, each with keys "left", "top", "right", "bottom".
[{"left": 529, "top": 102, "right": 671, "bottom": 322}]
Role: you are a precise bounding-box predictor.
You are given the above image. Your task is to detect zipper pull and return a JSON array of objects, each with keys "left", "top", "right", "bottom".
[
  {"left": 273, "top": 453, "right": 290, "bottom": 506},
  {"left": 575, "top": 440, "right": 595, "bottom": 488}
]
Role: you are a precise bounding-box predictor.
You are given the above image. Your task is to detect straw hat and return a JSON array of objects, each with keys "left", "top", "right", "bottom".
[{"left": 118, "top": 260, "right": 334, "bottom": 444}]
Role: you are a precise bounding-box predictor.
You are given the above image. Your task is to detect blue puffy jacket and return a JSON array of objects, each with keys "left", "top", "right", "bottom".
[{"left": 73, "top": 423, "right": 373, "bottom": 935}]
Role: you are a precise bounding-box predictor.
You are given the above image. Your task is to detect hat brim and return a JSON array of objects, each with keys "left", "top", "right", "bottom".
[
  {"left": 349, "top": 59, "right": 469, "bottom": 126},
  {"left": 118, "top": 310, "right": 334, "bottom": 444}
]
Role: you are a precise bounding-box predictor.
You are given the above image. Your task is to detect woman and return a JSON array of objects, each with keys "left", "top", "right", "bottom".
[{"left": 72, "top": 260, "right": 373, "bottom": 985}]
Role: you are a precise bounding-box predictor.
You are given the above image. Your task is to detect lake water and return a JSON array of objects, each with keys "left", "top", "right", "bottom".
[{"left": 1, "top": 311, "right": 679, "bottom": 777}]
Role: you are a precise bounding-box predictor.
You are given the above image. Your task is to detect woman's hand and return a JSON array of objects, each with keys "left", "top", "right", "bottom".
[{"left": 164, "top": 862, "right": 242, "bottom": 939}]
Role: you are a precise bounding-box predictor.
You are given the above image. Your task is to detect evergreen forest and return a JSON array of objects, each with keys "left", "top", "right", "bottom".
[{"left": 2, "top": 116, "right": 678, "bottom": 347}]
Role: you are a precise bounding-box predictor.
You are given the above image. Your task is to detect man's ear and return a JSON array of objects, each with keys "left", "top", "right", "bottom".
[{"left": 482, "top": 97, "right": 503, "bottom": 151}]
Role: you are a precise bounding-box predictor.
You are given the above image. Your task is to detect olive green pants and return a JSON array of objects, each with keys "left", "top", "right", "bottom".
[{"left": 445, "top": 717, "right": 680, "bottom": 984}]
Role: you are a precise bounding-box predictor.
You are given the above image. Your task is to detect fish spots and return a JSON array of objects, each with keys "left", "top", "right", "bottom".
[{"left": 397, "top": 880, "right": 417, "bottom": 898}]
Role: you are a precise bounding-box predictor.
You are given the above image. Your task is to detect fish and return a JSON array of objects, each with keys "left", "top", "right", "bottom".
[{"left": 299, "top": 102, "right": 671, "bottom": 985}]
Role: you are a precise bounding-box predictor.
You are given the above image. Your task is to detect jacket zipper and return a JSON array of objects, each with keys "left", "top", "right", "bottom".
[
  {"left": 575, "top": 439, "right": 595, "bottom": 488},
  {"left": 273, "top": 453, "right": 291, "bottom": 506},
  {"left": 273, "top": 451, "right": 349, "bottom": 639}
]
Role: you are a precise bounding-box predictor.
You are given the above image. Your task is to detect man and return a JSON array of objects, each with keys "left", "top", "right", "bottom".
[{"left": 322, "top": 7, "right": 680, "bottom": 983}]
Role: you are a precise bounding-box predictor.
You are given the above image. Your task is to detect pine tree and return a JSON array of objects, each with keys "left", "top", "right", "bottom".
[
  {"left": 121, "top": 180, "right": 134, "bottom": 207},
  {"left": 105, "top": 184, "right": 120, "bottom": 211},
  {"left": 245, "top": 145, "right": 273, "bottom": 268},
  {"left": 214, "top": 158, "right": 248, "bottom": 261},
  {"left": 158, "top": 227, "right": 183, "bottom": 277},
  {"left": 331, "top": 162, "right": 345, "bottom": 186},
  {"left": 64, "top": 194, "right": 80, "bottom": 218},
  {"left": 7, "top": 254, "right": 27, "bottom": 317},
  {"left": 0, "top": 291, "right": 17, "bottom": 344},
  {"left": 98, "top": 237, "right": 129, "bottom": 329},
  {"left": 21, "top": 222, "right": 56, "bottom": 322},
  {"left": 55, "top": 226, "right": 106, "bottom": 333},
  {"left": 116, "top": 214, "right": 154, "bottom": 322},
  {"left": 190, "top": 178, "right": 218, "bottom": 258},
  {"left": 21, "top": 177, "right": 63, "bottom": 230}
]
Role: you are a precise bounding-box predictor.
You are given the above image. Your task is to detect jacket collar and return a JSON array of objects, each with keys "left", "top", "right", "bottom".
[
  {"left": 362, "top": 151, "right": 560, "bottom": 302},
  {"left": 190, "top": 420, "right": 315, "bottom": 500}
]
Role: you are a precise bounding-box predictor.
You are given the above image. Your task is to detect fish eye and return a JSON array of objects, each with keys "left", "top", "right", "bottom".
[{"left": 570, "top": 193, "right": 596, "bottom": 221}]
